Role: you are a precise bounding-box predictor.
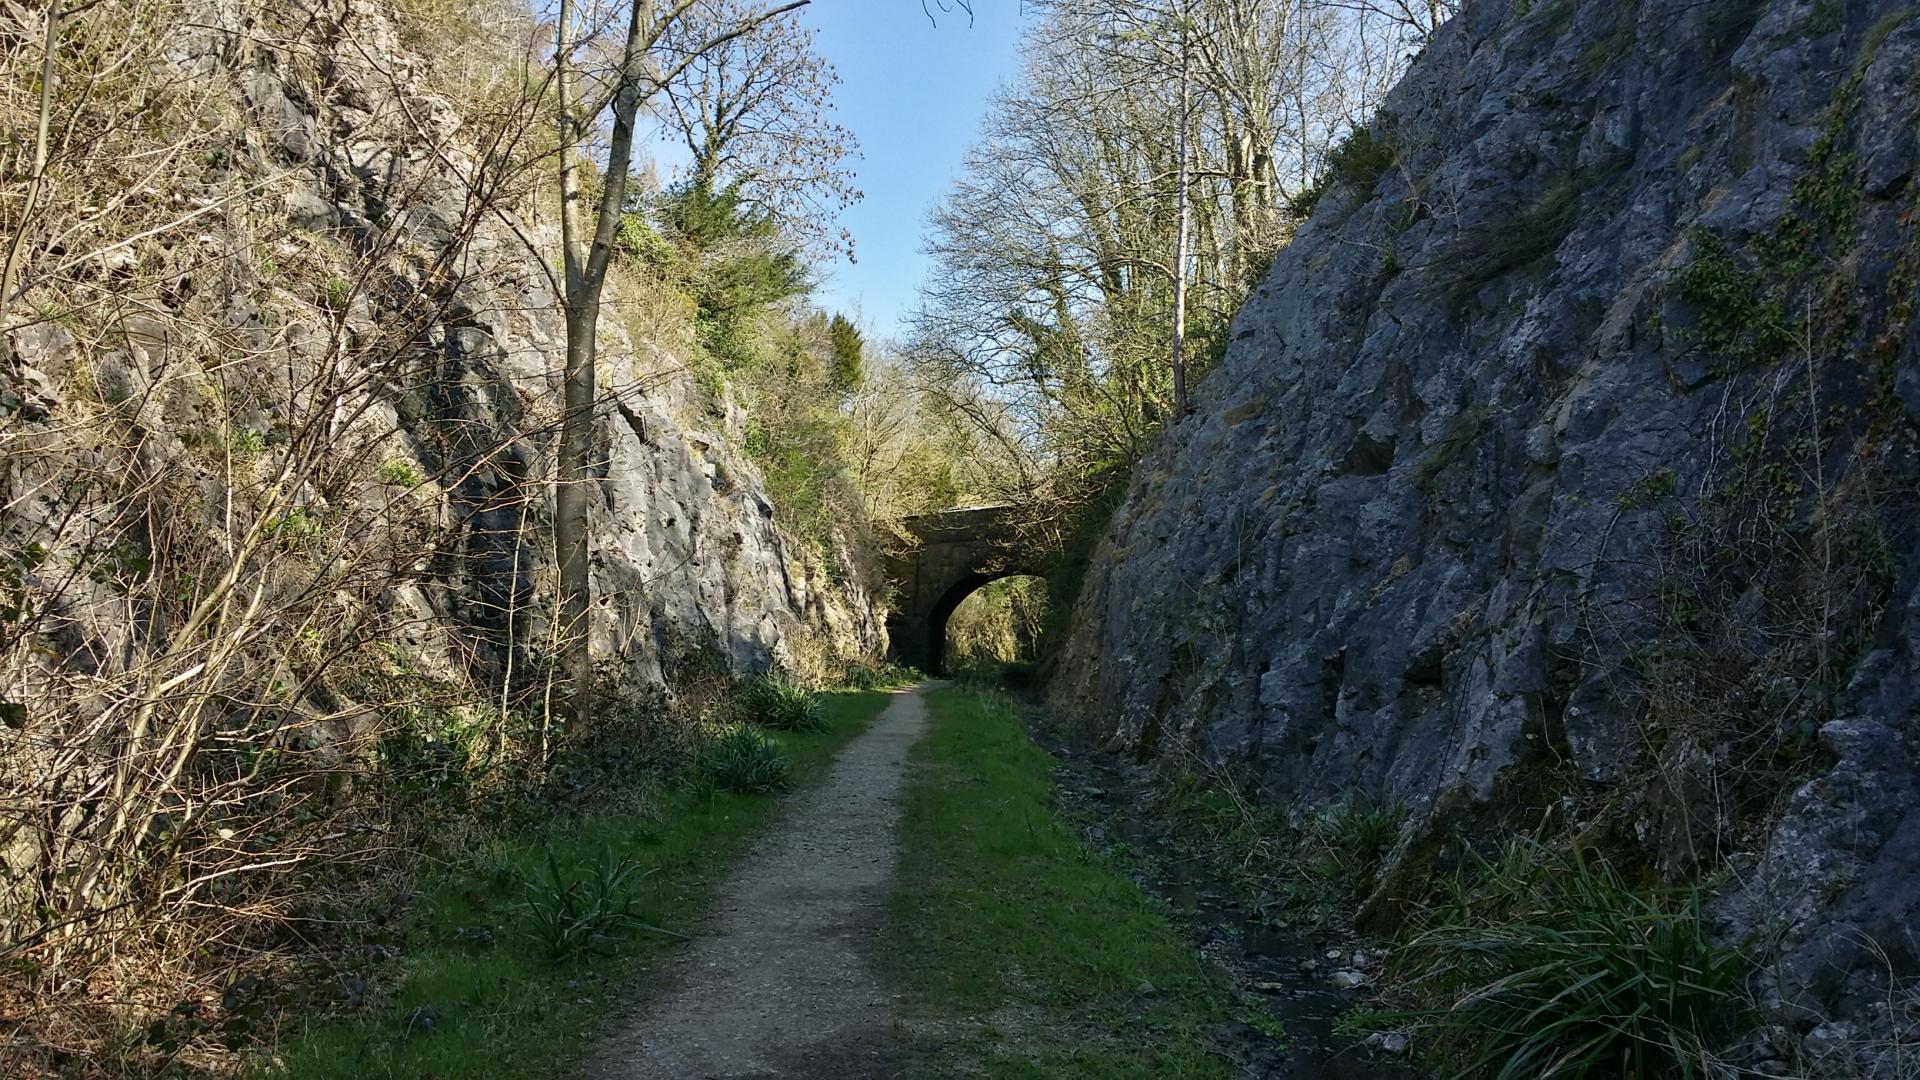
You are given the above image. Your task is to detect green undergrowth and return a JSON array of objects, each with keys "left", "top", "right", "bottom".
[
  {"left": 1160, "top": 766, "right": 1405, "bottom": 929},
  {"left": 265, "top": 690, "right": 893, "bottom": 1079},
  {"left": 838, "top": 659, "right": 921, "bottom": 691},
  {"left": 1349, "top": 837, "right": 1747, "bottom": 1079},
  {"left": 1156, "top": 765, "right": 1746, "bottom": 1076},
  {"left": 885, "top": 687, "right": 1233, "bottom": 1078}
]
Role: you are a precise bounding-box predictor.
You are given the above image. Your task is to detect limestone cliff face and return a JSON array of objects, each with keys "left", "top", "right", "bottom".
[
  {"left": 1054, "top": 0, "right": 1919, "bottom": 1052},
  {"left": 2, "top": 0, "right": 879, "bottom": 715}
]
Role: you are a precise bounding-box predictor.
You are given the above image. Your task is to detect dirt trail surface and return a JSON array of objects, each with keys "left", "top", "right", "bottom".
[{"left": 581, "top": 684, "right": 932, "bottom": 1079}]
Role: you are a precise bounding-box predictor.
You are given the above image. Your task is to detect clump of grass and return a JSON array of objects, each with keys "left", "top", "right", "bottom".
[
  {"left": 1161, "top": 769, "right": 1404, "bottom": 928},
  {"left": 839, "top": 660, "right": 918, "bottom": 690},
  {"left": 696, "top": 726, "right": 789, "bottom": 794},
  {"left": 320, "top": 275, "right": 353, "bottom": 312},
  {"left": 1442, "top": 175, "right": 1585, "bottom": 305},
  {"left": 518, "top": 846, "right": 682, "bottom": 962},
  {"left": 1310, "top": 793, "right": 1404, "bottom": 875},
  {"left": 229, "top": 426, "right": 268, "bottom": 454},
  {"left": 1385, "top": 838, "right": 1746, "bottom": 1078},
  {"left": 378, "top": 457, "right": 425, "bottom": 487},
  {"left": 740, "top": 673, "right": 826, "bottom": 732}
]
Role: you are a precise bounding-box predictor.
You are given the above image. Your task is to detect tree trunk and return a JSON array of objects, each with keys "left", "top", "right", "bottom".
[
  {"left": 1170, "top": 10, "right": 1192, "bottom": 419},
  {"left": 553, "top": 0, "right": 654, "bottom": 731},
  {"left": 0, "top": 0, "right": 63, "bottom": 344}
]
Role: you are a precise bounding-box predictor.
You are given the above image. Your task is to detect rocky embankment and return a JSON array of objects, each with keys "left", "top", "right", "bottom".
[
  {"left": 3, "top": 0, "right": 876, "bottom": 712},
  {"left": 0, "top": 0, "right": 881, "bottom": 1000},
  {"left": 1054, "top": 0, "right": 1920, "bottom": 1065}
]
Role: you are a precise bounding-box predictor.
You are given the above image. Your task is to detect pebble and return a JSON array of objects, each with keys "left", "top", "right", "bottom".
[
  {"left": 1331, "top": 969, "right": 1368, "bottom": 989},
  {"left": 1364, "top": 1031, "right": 1409, "bottom": 1054}
]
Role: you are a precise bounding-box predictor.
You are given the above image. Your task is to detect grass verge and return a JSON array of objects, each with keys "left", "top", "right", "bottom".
[
  {"left": 885, "top": 686, "right": 1233, "bottom": 1078},
  {"left": 264, "top": 689, "right": 894, "bottom": 1079}
]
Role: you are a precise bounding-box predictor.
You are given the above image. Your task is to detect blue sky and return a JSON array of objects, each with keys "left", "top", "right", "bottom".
[{"left": 798, "top": 1, "right": 1030, "bottom": 342}]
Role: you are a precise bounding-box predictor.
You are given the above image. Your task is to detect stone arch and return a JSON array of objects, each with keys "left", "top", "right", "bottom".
[
  {"left": 921, "top": 568, "right": 1045, "bottom": 677},
  {"left": 882, "top": 507, "right": 1051, "bottom": 675}
]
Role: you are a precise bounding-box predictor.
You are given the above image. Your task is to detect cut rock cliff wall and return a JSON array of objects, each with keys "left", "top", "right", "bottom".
[{"left": 1054, "top": 0, "right": 1920, "bottom": 1055}]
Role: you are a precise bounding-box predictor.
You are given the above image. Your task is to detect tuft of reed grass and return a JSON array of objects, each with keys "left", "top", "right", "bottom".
[
  {"left": 1387, "top": 838, "right": 1746, "bottom": 1079},
  {"left": 695, "top": 726, "right": 791, "bottom": 794},
  {"left": 740, "top": 673, "right": 827, "bottom": 732},
  {"left": 518, "top": 846, "right": 683, "bottom": 962}
]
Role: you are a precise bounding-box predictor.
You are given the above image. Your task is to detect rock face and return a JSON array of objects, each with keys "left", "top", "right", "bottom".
[
  {"left": 1053, "top": 0, "right": 1919, "bottom": 1054},
  {"left": 2, "top": 0, "right": 878, "bottom": 714}
]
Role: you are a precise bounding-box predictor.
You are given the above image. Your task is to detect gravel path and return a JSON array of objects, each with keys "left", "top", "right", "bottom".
[{"left": 580, "top": 684, "right": 932, "bottom": 1079}]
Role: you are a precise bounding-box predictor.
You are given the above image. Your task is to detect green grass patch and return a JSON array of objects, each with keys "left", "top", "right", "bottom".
[
  {"left": 265, "top": 690, "right": 894, "bottom": 1079},
  {"left": 885, "top": 687, "right": 1233, "bottom": 1078}
]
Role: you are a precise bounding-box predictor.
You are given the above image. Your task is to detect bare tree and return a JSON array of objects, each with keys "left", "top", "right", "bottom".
[
  {"left": 547, "top": 0, "right": 804, "bottom": 730},
  {"left": 910, "top": 0, "right": 1438, "bottom": 509},
  {"left": 656, "top": 0, "right": 861, "bottom": 256},
  {"left": 1316, "top": 0, "right": 1453, "bottom": 40}
]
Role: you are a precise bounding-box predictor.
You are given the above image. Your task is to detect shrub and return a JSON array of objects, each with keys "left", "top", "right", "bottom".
[
  {"left": 1288, "top": 123, "right": 1396, "bottom": 219},
  {"left": 696, "top": 726, "right": 790, "bottom": 794},
  {"left": 740, "top": 673, "right": 826, "bottom": 732},
  {"left": 1673, "top": 228, "right": 1797, "bottom": 368},
  {"left": 1387, "top": 838, "right": 1746, "bottom": 1078},
  {"left": 518, "top": 846, "right": 679, "bottom": 962}
]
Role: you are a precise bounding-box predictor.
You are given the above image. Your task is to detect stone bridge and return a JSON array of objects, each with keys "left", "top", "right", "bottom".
[{"left": 884, "top": 506, "right": 1048, "bottom": 675}]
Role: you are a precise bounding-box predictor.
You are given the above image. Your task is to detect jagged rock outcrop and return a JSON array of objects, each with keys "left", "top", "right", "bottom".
[
  {"left": 1054, "top": 0, "right": 1918, "bottom": 1063},
  {"left": 2, "top": 0, "right": 878, "bottom": 720}
]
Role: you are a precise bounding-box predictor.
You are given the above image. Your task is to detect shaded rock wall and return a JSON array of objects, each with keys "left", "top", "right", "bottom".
[{"left": 1053, "top": 0, "right": 1919, "bottom": 1053}]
